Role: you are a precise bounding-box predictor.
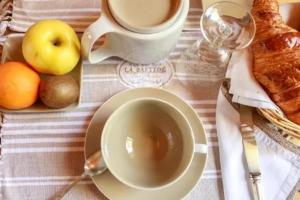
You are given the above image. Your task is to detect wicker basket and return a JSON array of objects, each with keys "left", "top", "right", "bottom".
[
  {"left": 258, "top": 108, "right": 300, "bottom": 146},
  {"left": 222, "top": 80, "right": 300, "bottom": 147}
]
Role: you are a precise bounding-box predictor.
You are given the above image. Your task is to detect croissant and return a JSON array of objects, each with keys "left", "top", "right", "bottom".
[{"left": 251, "top": 0, "right": 300, "bottom": 125}]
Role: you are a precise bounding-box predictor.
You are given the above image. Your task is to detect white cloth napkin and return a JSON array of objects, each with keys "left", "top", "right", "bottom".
[
  {"left": 226, "top": 48, "right": 280, "bottom": 110},
  {"left": 216, "top": 91, "right": 300, "bottom": 200}
]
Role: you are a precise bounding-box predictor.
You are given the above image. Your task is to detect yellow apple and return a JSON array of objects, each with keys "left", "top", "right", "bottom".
[{"left": 22, "top": 20, "right": 80, "bottom": 75}]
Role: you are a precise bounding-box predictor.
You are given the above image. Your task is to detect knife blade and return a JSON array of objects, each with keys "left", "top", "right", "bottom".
[{"left": 240, "top": 105, "right": 264, "bottom": 200}]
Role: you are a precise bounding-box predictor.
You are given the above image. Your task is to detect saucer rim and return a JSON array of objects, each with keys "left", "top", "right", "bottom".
[{"left": 84, "top": 87, "right": 208, "bottom": 200}]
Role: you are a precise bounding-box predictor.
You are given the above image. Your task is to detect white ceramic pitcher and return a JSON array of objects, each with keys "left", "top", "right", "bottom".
[{"left": 81, "top": 0, "right": 189, "bottom": 64}]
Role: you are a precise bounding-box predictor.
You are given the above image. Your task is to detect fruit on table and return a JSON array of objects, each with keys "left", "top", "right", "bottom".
[
  {"left": 0, "top": 62, "right": 40, "bottom": 109},
  {"left": 39, "top": 75, "right": 79, "bottom": 109},
  {"left": 22, "top": 19, "right": 80, "bottom": 75}
]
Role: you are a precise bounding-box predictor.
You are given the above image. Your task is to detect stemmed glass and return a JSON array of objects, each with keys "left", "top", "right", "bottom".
[{"left": 179, "top": 1, "right": 256, "bottom": 80}]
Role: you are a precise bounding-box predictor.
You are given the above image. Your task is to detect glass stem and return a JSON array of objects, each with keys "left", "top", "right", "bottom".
[{"left": 196, "top": 39, "right": 231, "bottom": 68}]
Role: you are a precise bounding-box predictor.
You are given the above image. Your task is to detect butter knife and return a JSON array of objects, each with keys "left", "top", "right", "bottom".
[{"left": 240, "top": 105, "right": 264, "bottom": 200}]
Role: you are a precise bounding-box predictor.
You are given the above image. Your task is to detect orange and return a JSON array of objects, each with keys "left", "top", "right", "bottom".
[{"left": 0, "top": 62, "right": 40, "bottom": 109}]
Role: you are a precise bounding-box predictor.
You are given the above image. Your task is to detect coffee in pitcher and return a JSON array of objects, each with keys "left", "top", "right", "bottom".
[{"left": 108, "top": 0, "right": 181, "bottom": 29}]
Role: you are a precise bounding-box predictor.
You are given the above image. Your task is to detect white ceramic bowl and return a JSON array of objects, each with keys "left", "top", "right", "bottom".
[{"left": 101, "top": 98, "right": 195, "bottom": 190}]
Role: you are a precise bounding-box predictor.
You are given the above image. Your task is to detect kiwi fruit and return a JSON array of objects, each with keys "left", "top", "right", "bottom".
[{"left": 39, "top": 75, "right": 79, "bottom": 109}]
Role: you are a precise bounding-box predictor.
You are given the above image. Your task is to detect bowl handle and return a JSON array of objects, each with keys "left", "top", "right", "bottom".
[
  {"left": 195, "top": 144, "right": 208, "bottom": 154},
  {"left": 81, "top": 14, "right": 115, "bottom": 64}
]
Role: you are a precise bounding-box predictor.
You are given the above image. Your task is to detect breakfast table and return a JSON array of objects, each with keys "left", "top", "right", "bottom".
[{"left": 0, "top": 0, "right": 299, "bottom": 200}]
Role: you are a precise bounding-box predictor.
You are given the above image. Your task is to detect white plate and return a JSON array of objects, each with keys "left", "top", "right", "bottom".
[{"left": 84, "top": 87, "right": 207, "bottom": 200}]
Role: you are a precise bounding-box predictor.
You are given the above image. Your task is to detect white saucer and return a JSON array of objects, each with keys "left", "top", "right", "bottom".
[{"left": 84, "top": 88, "right": 207, "bottom": 200}]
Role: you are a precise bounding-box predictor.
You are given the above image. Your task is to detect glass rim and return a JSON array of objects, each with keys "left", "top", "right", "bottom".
[{"left": 200, "top": 1, "right": 256, "bottom": 50}]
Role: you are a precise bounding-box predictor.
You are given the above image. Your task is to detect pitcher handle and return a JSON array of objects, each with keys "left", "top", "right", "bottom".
[{"left": 81, "top": 14, "right": 115, "bottom": 64}]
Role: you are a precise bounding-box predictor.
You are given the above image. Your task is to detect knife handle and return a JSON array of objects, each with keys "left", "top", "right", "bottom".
[{"left": 250, "top": 173, "right": 263, "bottom": 200}]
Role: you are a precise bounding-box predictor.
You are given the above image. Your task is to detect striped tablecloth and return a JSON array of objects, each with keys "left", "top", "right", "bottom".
[{"left": 0, "top": 0, "right": 225, "bottom": 199}]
